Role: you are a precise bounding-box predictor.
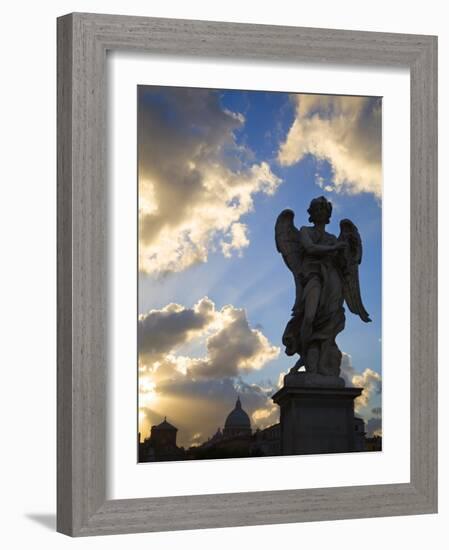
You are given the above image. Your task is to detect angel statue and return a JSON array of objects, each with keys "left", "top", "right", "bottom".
[{"left": 275, "top": 196, "right": 371, "bottom": 379}]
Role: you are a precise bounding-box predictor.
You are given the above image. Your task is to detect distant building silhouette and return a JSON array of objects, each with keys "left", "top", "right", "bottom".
[
  {"left": 150, "top": 417, "right": 178, "bottom": 448},
  {"left": 138, "top": 398, "right": 381, "bottom": 461},
  {"left": 365, "top": 435, "right": 382, "bottom": 451},
  {"left": 189, "top": 397, "right": 281, "bottom": 459},
  {"left": 223, "top": 397, "right": 252, "bottom": 438},
  {"left": 252, "top": 423, "right": 281, "bottom": 456},
  {"left": 139, "top": 417, "right": 185, "bottom": 462}
]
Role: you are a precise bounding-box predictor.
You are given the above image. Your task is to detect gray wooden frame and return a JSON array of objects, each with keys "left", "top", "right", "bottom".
[{"left": 57, "top": 12, "right": 438, "bottom": 537}]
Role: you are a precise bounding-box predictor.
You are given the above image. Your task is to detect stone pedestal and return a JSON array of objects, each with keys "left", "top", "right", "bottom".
[{"left": 272, "top": 373, "right": 363, "bottom": 455}]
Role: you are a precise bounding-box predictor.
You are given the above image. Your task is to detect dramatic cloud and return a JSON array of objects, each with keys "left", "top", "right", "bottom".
[
  {"left": 366, "top": 407, "right": 382, "bottom": 437},
  {"left": 278, "top": 94, "right": 382, "bottom": 197},
  {"left": 139, "top": 297, "right": 279, "bottom": 377},
  {"left": 340, "top": 352, "right": 382, "bottom": 436},
  {"left": 138, "top": 87, "right": 281, "bottom": 275},
  {"left": 139, "top": 373, "right": 279, "bottom": 448},
  {"left": 340, "top": 352, "right": 356, "bottom": 385},
  {"left": 221, "top": 222, "right": 250, "bottom": 258},
  {"left": 351, "top": 368, "right": 382, "bottom": 410},
  {"left": 138, "top": 297, "right": 216, "bottom": 362},
  {"left": 250, "top": 372, "right": 285, "bottom": 429},
  {"left": 138, "top": 297, "right": 280, "bottom": 446},
  {"left": 195, "top": 305, "right": 279, "bottom": 378}
]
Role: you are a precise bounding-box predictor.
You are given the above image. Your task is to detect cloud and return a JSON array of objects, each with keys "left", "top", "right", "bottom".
[
  {"left": 139, "top": 297, "right": 279, "bottom": 377},
  {"left": 251, "top": 402, "right": 279, "bottom": 429},
  {"left": 221, "top": 222, "right": 250, "bottom": 258},
  {"left": 340, "top": 352, "right": 382, "bottom": 436},
  {"left": 366, "top": 419, "right": 382, "bottom": 438},
  {"left": 193, "top": 305, "right": 279, "bottom": 378},
  {"left": 351, "top": 368, "right": 382, "bottom": 410},
  {"left": 138, "top": 87, "right": 281, "bottom": 275},
  {"left": 277, "top": 94, "right": 382, "bottom": 197},
  {"left": 366, "top": 406, "right": 382, "bottom": 437},
  {"left": 140, "top": 366, "right": 280, "bottom": 447},
  {"left": 340, "top": 352, "right": 356, "bottom": 385},
  {"left": 138, "top": 297, "right": 216, "bottom": 362},
  {"left": 138, "top": 297, "right": 280, "bottom": 445},
  {"left": 340, "top": 353, "right": 382, "bottom": 411}
]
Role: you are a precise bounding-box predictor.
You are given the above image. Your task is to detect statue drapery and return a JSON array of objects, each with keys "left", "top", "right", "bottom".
[{"left": 275, "top": 197, "right": 371, "bottom": 377}]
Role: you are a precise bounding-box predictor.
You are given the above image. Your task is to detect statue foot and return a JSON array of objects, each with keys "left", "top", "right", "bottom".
[{"left": 289, "top": 357, "right": 304, "bottom": 374}]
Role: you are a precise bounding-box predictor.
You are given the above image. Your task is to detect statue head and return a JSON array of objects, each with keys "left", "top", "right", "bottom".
[{"left": 307, "top": 196, "right": 332, "bottom": 225}]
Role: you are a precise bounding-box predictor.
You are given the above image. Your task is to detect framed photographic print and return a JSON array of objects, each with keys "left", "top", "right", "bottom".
[{"left": 57, "top": 12, "right": 437, "bottom": 536}]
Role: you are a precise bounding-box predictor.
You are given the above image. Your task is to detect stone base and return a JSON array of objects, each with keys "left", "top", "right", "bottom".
[
  {"left": 272, "top": 382, "right": 363, "bottom": 455},
  {"left": 284, "top": 371, "right": 345, "bottom": 388}
]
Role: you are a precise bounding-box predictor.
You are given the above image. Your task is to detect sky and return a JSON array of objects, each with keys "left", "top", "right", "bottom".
[{"left": 137, "top": 86, "right": 382, "bottom": 448}]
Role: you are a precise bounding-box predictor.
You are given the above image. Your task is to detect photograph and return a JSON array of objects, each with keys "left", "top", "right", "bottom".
[
  {"left": 0, "top": 1, "right": 440, "bottom": 543},
  {"left": 137, "top": 86, "right": 383, "bottom": 462}
]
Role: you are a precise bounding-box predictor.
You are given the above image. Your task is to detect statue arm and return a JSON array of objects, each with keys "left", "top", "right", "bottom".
[{"left": 299, "top": 227, "right": 345, "bottom": 256}]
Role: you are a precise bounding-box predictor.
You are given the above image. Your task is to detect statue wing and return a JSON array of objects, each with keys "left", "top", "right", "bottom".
[
  {"left": 338, "top": 219, "right": 372, "bottom": 323},
  {"left": 275, "top": 209, "right": 302, "bottom": 276}
]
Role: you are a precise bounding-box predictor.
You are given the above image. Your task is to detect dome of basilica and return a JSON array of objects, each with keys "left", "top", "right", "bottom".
[{"left": 224, "top": 397, "right": 251, "bottom": 431}]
